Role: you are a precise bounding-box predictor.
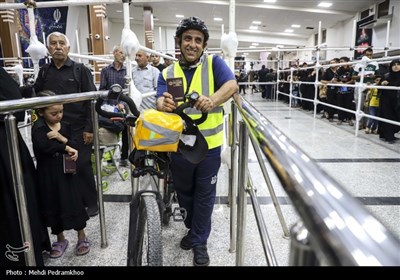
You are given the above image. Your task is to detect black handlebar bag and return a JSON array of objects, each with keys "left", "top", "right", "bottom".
[{"left": 178, "top": 113, "right": 208, "bottom": 164}]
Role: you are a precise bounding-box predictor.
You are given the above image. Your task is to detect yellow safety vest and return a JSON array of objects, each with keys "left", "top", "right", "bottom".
[{"left": 162, "top": 54, "right": 224, "bottom": 149}]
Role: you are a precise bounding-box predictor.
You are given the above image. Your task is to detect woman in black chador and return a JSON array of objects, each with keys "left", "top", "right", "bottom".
[
  {"left": 378, "top": 59, "right": 400, "bottom": 143},
  {"left": 0, "top": 66, "right": 50, "bottom": 266}
]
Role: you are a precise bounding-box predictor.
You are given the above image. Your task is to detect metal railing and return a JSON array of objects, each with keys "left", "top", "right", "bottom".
[
  {"left": 229, "top": 93, "right": 400, "bottom": 266},
  {"left": 0, "top": 91, "right": 109, "bottom": 265}
]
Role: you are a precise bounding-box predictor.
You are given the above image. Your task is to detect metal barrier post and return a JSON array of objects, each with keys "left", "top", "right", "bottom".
[
  {"left": 247, "top": 133, "right": 290, "bottom": 238},
  {"left": 91, "top": 102, "right": 108, "bottom": 248},
  {"left": 235, "top": 120, "right": 249, "bottom": 266},
  {"left": 5, "top": 114, "right": 36, "bottom": 265},
  {"left": 289, "top": 221, "right": 319, "bottom": 266},
  {"left": 229, "top": 101, "right": 238, "bottom": 253}
]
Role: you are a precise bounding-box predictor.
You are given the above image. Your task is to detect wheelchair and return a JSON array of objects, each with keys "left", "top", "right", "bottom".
[{"left": 91, "top": 127, "right": 129, "bottom": 192}]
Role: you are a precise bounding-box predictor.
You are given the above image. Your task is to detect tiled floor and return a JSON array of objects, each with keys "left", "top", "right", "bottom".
[{"left": 26, "top": 92, "right": 399, "bottom": 267}]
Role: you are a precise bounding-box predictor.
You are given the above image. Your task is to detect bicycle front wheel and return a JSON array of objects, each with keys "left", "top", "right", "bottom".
[{"left": 133, "top": 195, "right": 163, "bottom": 266}]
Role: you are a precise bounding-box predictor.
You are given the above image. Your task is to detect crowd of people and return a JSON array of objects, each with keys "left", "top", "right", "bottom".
[
  {"left": 237, "top": 48, "right": 399, "bottom": 144},
  {"left": 279, "top": 48, "right": 399, "bottom": 144}
]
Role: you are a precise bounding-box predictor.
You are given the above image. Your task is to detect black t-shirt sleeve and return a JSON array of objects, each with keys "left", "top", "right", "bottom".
[{"left": 81, "top": 65, "right": 97, "bottom": 92}]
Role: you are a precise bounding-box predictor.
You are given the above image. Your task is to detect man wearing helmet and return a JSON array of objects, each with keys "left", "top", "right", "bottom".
[{"left": 156, "top": 16, "right": 238, "bottom": 266}]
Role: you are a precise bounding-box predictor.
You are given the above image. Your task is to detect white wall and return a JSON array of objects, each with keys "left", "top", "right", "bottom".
[
  {"left": 325, "top": 18, "right": 356, "bottom": 60},
  {"left": 373, "top": 0, "right": 400, "bottom": 54},
  {"left": 66, "top": 6, "right": 90, "bottom": 57}
]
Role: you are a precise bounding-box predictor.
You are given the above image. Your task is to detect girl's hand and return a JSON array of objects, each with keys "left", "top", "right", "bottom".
[
  {"left": 47, "top": 131, "right": 67, "bottom": 144},
  {"left": 65, "top": 146, "right": 78, "bottom": 161}
]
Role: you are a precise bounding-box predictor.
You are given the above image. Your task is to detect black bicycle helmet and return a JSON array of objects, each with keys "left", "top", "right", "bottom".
[{"left": 175, "top": 16, "right": 209, "bottom": 42}]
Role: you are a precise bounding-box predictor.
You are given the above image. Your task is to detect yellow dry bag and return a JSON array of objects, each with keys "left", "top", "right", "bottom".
[{"left": 133, "top": 109, "right": 183, "bottom": 152}]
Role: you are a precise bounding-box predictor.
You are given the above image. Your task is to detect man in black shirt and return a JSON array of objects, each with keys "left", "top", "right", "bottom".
[{"left": 32, "top": 32, "right": 99, "bottom": 217}]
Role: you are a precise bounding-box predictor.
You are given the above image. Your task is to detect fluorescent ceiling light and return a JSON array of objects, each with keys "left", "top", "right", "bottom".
[
  {"left": 264, "top": 0, "right": 277, "bottom": 3},
  {"left": 252, "top": 43, "right": 259, "bottom": 46},
  {"left": 214, "top": 17, "right": 223, "bottom": 21},
  {"left": 249, "top": 26, "right": 258, "bottom": 30},
  {"left": 291, "top": 24, "right": 301, "bottom": 28},
  {"left": 284, "top": 29, "right": 294, "bottom": 32},
  {"left": 249, "top": 45, "right": 256, "bottom": 48},
  {"left": 252, "top": 21, "right": 261, "bottom": 25},
  {"left": 176, "top": 14, "right": 184, "bottom": 18},
  {"left": 318, "top": 2, "right": 332, "bottom": 8}
]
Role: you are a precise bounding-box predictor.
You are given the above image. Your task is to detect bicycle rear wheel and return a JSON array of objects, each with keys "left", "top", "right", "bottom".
[{"left": 128, "top": 195, "right": 162, "bottom": 266}]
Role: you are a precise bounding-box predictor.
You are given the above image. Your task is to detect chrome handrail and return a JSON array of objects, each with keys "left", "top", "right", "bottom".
[{"left": 232, "top": 93, "right": 400, "bottom": 266}]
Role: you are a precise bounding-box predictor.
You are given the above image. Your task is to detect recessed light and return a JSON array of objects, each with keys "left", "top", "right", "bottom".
[
  {"left": 116, "top": 10, "right": 122, "bottom": 13},
  {"left": 291, "top": 24, "right": 301, "bottom": 28},
  {"left": 252, "top": 43, "right": 259, "bottom": 46},
  {"left": 176, "top": 14, "right": 184, "bottom": 18},
  {"left": 318, "top": 2, "right": 332, "bottom": 8},
  {"left": 284, "top": 29, "right": 294, "bottom": 33},
  {"left": 249, "top": 26, "right": 258, "bottom": 30},
  {"left": 249, "top": 45, "right": 256, "bottom": 48},
  {"left": 252, "top": 21, "right": 261, "bottom": 25},
  {"left": 214, "top": 17, "right": 223, "bottom": 21}
]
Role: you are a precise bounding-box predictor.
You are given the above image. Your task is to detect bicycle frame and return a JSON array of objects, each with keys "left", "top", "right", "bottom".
[
  {"left": 127, "top": 150, "right": 172, "bottom": 266},
  {"left": 95, "top": 85, "right": 206, "bottom": 266},
  {"left": 131, "top": 150, "right": 169, "bottom": 197}
]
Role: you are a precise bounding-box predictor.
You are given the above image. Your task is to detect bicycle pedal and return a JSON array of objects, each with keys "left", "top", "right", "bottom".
[{"left": 172, "top": 207, "right": 187, "bottom": 222}]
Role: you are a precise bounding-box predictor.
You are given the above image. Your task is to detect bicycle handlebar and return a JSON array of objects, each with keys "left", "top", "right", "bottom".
[
  {"left": 95, "top": 84, "right": 207, "bottom": 127},
  {"left": 95, "top": 84, "right": 140, "bottom": 120}
]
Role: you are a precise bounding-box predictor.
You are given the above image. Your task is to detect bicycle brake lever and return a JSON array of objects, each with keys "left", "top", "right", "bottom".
[{"left": 126, "top": 115, "right": 137, "bottom": 127}]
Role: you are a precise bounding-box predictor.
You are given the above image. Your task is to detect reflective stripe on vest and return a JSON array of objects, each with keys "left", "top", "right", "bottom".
[
  {"left": 139, "top": 121, "right": 181, "bottom": 147},
  {"left": 163, "top": 54, "right": 224, "bottom": 149}
]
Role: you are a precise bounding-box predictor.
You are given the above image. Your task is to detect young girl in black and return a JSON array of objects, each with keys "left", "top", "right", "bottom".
[{"left": 32, "top": 91, "right": 90, "bottom": 258}]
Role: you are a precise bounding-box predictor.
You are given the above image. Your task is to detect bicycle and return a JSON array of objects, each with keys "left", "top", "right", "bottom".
[{"left": 96, "top": 85, "right": 208, "bottom": 266}]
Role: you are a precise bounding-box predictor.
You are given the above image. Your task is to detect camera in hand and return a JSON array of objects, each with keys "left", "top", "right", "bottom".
[{"left": 339, "top": 72, "right": 352, "bottom": 82}]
